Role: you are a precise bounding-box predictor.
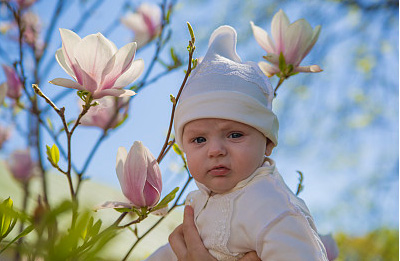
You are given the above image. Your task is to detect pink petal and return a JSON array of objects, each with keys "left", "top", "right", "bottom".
[
  {"left": 113, "top": 59, "right": 144, "bottom": 88},
  {"left": 250, "top": 21, "right": 275, "bottom": 54},
  {"left": 101, "top": 42, "right": 137, "bottom": 89},
  {"left": 123, "top": 141, "right": 148, "bottom": 206},
  {"left": 49, "top": 78, "right": 84, "bottom": 90},
  {"left": 143, "top": 181, "right": 161, "bottom": 207},
  {"left": 73, "top": 60, "right": 98, "bottom": 93},
  {"left": 143, "top": 146, "right": 162, "bottom": 192}
]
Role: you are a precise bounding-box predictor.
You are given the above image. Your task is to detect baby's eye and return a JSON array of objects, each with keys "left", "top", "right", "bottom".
[
  {"left": 229, "top": 133, "right": 243, "bottom": 139},
  {"left": 193, "top": 137, "right": 206, "bottom": 144}
]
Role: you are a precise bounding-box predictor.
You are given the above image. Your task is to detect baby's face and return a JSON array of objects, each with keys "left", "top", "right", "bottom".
[{"left": 182, "top": 118, "right": 267, "bottom": 194}]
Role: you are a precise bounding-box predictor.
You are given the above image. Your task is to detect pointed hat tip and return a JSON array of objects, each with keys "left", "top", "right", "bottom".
[{"left": 205, "top": 25, "right": 241, "bottom": 63}]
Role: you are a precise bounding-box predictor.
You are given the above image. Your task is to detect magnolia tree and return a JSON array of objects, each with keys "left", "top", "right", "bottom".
[{"left": 0, "top": 0, "right": 338, "bottom": 260}]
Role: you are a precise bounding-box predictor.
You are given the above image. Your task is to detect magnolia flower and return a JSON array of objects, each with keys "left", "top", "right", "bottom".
[
  {"left": 116, "top": 141, "right": 162, "bottom": 208},
  {"left": 80, "top": 96, "right": 129, "bottom": 130},
  {"left": 121, "top": 3, "right": 162, "bottom": 48},
  {"left": 320, "top": 234, "right": 339, "bottom": 261},
  {"left": 0, "top": 126, "right": 11, "bottom": 149},
  {"left": 8, "top": 149, "right": 36, "bottom": 182},
  {"left": 21, "top": 11, "right": 42, "bottom": 48},
  {"left": 251, "top": 9, "right": 322, "bottom": 77},
  {"left": 1, "top": 64, "right": 23, "bottom": 100},
  {"left": 50, "top": 28, "right": 144, "bottom": 99}
]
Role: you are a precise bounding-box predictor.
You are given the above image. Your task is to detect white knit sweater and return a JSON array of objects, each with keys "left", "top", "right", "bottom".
[{"left": 145, "top": 159, "right": 328, "bottom": 261}]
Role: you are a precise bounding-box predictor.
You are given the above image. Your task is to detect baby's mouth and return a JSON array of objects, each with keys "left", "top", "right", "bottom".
[{"left": 208, "top": 166, "right": 230, "bottom": 176}]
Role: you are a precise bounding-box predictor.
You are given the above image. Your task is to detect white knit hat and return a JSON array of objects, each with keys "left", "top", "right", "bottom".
[{"left": 174, "top": 25, "right": 279, "bottom": 149}]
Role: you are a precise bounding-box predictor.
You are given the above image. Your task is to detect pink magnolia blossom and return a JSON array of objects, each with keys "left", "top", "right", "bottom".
[
  {"left": 121, "top": 3, "right": 162, "bottom": 48},
  {"left": 12, "top": 0, "right": 38, "bottom": 9},
  {"left": 80, "top": 96, "right": 129, "bottom": 130},
  {"left": 50, "top": 28, "right": 144, "bottom": 99},
  {"left": 8, "top": 149, "right": 36, "bottom": 182},
  {"left": 1, "top": 64, "right": 23, "bottom": 99},
  {"left": 116, "top": 141, "right": 162, "bottom": 208},
  {"left": 320, "top": 234, "right": 339, "bottom": 261},
  {"left": 0, "top": 126, "right": 11, "bottom": 149},
  {"left": 251, "top": 9, "right": 322, "bottom": 77}
]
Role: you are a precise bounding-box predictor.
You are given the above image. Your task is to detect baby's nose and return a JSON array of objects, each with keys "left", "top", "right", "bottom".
[{"left": 208, "top": 140, "right": 226, "bottom": 157}]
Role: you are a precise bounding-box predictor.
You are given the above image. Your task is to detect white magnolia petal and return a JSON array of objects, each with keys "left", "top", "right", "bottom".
[
  {"left": 271, "top": 9, "right": 290, "bottom": 54},
  {"left": 299, "top": 25, "right": 321, "bottom": 63},
  {"left": 294, "top": 65, "right": 323, "bottom": 73},
  {"left": 74, "top": 33, "right": 115, "bottom": 83},
  {"left": 113, "top": 59, "right": 144, "bottom": 88},
  {"left": 92, "top": 88, "right": 135, "bottom": 99},
  {"left": 49, "top": 78, "right": 84, "bottom": 90},
  {"left": 250, "top": 21, "right": 275, "bottom": 54},
  {"left": 116, "top": 146, "right": 128, "bottom": 186},
  {"left": 283, "top": 19, "right": 313, "bottom": 65},
  {"left": 55, "top": 48, "right": 76, "bottom": 80},
  {"left": 258, "top": 61, "right": 280, "bottom": 77},
  {"left": 101, "top": 42, "right": 137, "bottom": 89},
  {"left": 94, "top": 201, "right": 134, "bottom": 211},
  {"left": 121, "top": 13, "right": 147, "bottom": 34},
  {"left": 59, "top": 28, "right": 81, "bottom": 69}
]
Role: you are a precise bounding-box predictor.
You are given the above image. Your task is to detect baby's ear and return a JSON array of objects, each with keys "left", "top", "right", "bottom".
[{"left": 265, "top": 140, "right": 274, "bottom": 156}]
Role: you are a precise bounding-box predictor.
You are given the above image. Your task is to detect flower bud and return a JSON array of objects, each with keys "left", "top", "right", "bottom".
[
  {"left": 8, "top": 149, "right": 36, "bottom": 182},
  {"left": 116, "top": 141, "right": 162, "bottom": 208}
]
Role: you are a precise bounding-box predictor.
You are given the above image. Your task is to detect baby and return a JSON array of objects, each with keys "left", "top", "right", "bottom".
[{"left": 146, "top": 25, "right": 328, "bottom": 261}]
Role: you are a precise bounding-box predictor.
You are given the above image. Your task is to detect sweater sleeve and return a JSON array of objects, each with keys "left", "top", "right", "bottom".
[
  {"left": 144, "top": 243, "right": 177, "bottom": 261},
  {"left": 256, "top": 211, "right": 328, "bottom": 261}
]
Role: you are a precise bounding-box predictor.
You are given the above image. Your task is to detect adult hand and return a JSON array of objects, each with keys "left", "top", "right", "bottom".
[
  {"left": 169, "top": 205, "right": 260, "bottom": 261},
  {"left": 169, "top": 205, "right": 217, "bottom": 261}
]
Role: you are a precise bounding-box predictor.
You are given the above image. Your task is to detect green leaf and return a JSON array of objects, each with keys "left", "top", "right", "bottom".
[
  {"left": 295, "top": 171, "right": 304, "bottom": 196},
  {"left": 0, "top": 198, "right": 18, "bottom": 240},
  {"left": 172, "top": 143, "right": 182, "bottom": 156},
  {"left": 187, "top": 22, "right": 195, "bottom": 43},
  {"left": 170, "top": 94, "right": 176, "bottom": 105},
  {"left": 152, "top": 187, "right": 179, "bottom": 212},
  {"left": 46, "top": 144, "right": 60, "bottom": 166},
  {"left": 0, "top": 225, "right": 34, "bottom": 254},
  {"left": 114, "top": 207, "right": 134, "bottom": 213}
]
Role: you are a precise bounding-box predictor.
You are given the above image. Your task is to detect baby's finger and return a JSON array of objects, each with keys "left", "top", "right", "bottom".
[{"left": 169, "top": 224, "right": 187, "bottom": 260}]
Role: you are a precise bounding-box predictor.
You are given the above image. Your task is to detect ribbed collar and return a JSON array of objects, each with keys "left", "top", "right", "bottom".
[{"left": 195, "top": 157, "right": 276, "bottom": 196}]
